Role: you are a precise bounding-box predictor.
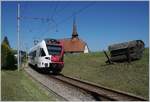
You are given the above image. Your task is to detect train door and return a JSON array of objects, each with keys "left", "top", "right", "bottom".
[
  {"left": 35, "top": 47, "right": 40, "bottom": 67},
  {"left": 38, "top": 48, "right": 47, "bottom": 68},
  {"left": 33, "top": 50, "right": 37, "bottom": 66}
]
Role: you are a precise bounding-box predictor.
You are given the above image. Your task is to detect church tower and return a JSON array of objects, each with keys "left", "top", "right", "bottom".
[
  {"left": 72, "top": 17, "right": 78, "bottom": 39},
  {"left": 59, "top": 17, "right": 89, "bottom": 53}
]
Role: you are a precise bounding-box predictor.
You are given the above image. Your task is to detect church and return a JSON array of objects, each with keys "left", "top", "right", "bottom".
[{"left": 60, "top": 19, "right": 89, "bottom": 54}]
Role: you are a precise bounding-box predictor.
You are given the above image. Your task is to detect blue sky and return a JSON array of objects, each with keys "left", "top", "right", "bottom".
[{"left": 1, "top": 1, "right": 149, "bottom": 51}]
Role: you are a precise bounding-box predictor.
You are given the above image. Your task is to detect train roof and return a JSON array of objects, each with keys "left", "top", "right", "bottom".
[
  {"left": 44, "top": 38, "right": 62, "bottom": 45},
  {"left": 28, "top": 40, "right": 45, "bottom": 52},
  {"left": 28, "top": 38, "right": 61, "bottom": 53}
]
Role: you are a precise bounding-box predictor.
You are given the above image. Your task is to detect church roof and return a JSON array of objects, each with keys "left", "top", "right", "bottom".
[
  {"left": 60, "top": 38, "right": 87, "bottom": 53},
  {"left": 59, "top": 18, "right": 88, "bottom": 53}
]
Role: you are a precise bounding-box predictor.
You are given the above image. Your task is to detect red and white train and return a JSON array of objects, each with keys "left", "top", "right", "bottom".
[{"left": 28, "top": 39, "right": 64, "bottom": 74}]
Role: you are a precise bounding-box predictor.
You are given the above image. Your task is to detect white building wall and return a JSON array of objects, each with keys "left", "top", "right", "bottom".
[{"left": 84, "top": 45, "right": 89, "bottom": 53}]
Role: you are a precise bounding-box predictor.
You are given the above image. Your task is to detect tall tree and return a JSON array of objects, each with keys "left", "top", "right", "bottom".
[
  {"left": 1, "top": 36, "right": 16, "bottom": 69},
  {"left": 3, "top": 36, "right": 10, "bottom": 48},
  {"left": 1, "top": 42, "right": 9, "bottom": 68}
]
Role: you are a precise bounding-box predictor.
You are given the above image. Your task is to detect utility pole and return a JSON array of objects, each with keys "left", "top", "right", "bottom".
[
  {"left": 25, "top": 44, "right": 28, "bottom": 67},
  {"left": 17, "top": 4, "right": 20, "bottom": 71}
]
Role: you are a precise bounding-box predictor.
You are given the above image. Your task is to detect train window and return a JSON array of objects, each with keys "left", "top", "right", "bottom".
[
  {"left": 33, "top": 51, "right": 36, "bottom": 58},
  {"left": 29, "top": 51, "right": 36, "bottom": 59},
  {"left": 29, "top": 52, "right": 32, "bottom": 56},
  {"left": 47, "top": 45, "right": 62, "bottom": 55},
  {"left": 40, "top": 48, "right": 46, "bottom": 56}
]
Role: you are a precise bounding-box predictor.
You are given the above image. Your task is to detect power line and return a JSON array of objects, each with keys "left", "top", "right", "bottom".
[
  {"left": 51, "top": 3, "right": 58, "bottom": 19},
  {"left": 20, "top": 2, "right": 68, "bottom": 35},
  {"left": 55, "top": 5, "right": 66, "bottom": 15},
  {"left": 20, "top": 2, "right": 96, "bottom": 40},
  {"left": 21, "top": 3, "right": 58, "bottom": 22},
  {"left": 36, "top": 3, "right": 58, "bottom": 37},
  {"left": 20, "top": 16, "right": 52, "bottom": 22},
  {"left": 23, "top": 3, "right": 59, "bottom": 41},
  {"left": 42, "top": 2, "right": 96, "bottom": 37},
  {"left": 46, "top": 3, "right": 58, "bottom": 31},
  {"left": 52, "top": 2, "right": 69, "bottom": 18},
  {"left": 58, "top": 2, "right": 96, "bottom": 25}
]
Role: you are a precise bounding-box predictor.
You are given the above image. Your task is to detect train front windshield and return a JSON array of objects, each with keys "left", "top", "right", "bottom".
[{"left": 47, "top": 45, "right": 62, "bottom": 55}]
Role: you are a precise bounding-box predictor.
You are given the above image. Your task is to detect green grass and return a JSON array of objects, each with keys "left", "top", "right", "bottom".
[
  {"left": 62, "top": 48, "right": 149, "bottom": 99},
  {"left": 1, "top": 69, "right": 58, "bottom": 101}
]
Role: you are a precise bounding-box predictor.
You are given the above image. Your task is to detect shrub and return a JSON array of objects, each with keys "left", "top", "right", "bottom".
[{"left": 1, "top": 37, "right": 16, "bottom": 69}]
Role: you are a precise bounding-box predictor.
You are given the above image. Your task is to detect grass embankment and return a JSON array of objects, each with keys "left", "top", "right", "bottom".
[
  {"left": 62, "top": 48, "right": 149, "bottom": 99},
  {"left": 2, "top": 69, "right": 57, "bottom": 101}
]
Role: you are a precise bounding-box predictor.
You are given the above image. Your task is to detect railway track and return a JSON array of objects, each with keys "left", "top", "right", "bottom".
[
  {"left": 24, "top": 68, "right": 68, "bottom": 101},
  {"left": 25, "top": 67, "right": 96, "bottom": 101},
  {"left": 49, "top": 74, "right": 147, "bottom": 101},
  {"left": 25, "top": 66, "right": 147, "bottom": 101}
]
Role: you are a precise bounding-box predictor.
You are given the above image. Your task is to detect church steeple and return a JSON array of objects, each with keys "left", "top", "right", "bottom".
[{"left": 72, "top": 17, "right": 78, "bottom": 39}]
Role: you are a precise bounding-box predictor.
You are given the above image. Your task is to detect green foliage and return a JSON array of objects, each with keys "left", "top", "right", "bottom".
[
  {"left": 20, "top": 51, "right": 27, "bottom": 63},
  {"left": 1, "top": 42, "right": 10, "bottom": 68},
  {"left": 1, "top": 36, "right": 16, "bottom": 69},
  {"left": 3, "top": 36, "right": 10, "bottom": 48},
  {"left": 6, "top": 50, "right": 17, "bottom": 68}
]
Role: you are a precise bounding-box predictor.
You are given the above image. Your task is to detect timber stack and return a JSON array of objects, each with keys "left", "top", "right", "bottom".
[{"left": 107, "top": 40, "right": 145, "bottom": 62}]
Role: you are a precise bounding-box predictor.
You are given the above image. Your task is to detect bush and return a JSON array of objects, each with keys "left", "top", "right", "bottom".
[{"left": 1, "top": 40, "right": 16, "bottom": 69}]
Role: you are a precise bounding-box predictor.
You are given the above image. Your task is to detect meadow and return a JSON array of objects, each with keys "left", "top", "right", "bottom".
[
  {"left": 62, "top": 48, "right": 149, "bottom": 99},
  {"left": 1, "top": 70, "right": 58, "bottom": 101}
]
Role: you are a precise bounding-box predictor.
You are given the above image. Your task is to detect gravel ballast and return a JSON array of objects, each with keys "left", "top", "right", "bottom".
[{"left": 24, "top": 67, "right": 95, "bottom": 101}]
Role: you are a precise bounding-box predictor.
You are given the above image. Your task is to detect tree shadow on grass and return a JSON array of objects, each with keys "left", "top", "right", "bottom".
[
  {"left": 101, "top": 58, "right": 140, "bottom": 67},
  {"left": 1, "top": 65, "right": 17, "bottom": 71}
]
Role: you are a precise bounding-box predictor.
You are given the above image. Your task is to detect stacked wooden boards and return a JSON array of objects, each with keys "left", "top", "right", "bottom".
[{"left": 108, "top": 40, "right": 145, "bottom": 62}]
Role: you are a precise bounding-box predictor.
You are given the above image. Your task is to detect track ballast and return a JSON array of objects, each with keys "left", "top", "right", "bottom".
[{"left": 50, "top": 74, "right": 147, "bottom": 101}]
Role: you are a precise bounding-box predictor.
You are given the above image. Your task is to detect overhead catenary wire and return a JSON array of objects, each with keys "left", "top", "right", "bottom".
[
  {"left": 43, "top": 4, "right": 65, "bottom": 35},
  {"left": 37, "top": 2, "right": 67, "bottom": 39},
  {"left": 44, "top": 3, "right": 59, "bottom": 35},
  {"left": 20, "top": 2, "right": 69, "bottom": 37},
  {"left": 58, "top": 2, "right": 96, "bottom": 25},
  {"left": 51, "top": 3, "right": 58, "bottom": 19},
  {"left": 54, "top": 3, "right": 68, "bottom": 17},
  {"left": 38, "top": 3, "right": 58, "bottom": 39},
  {"left": 19, "top": 2, "right": 96, "bottom": 43},
  {"left": 20, "top": 3, "right": 57, "bottom": 43},
  {"left": 20, "top": 2, "right": 58, "bottom": 22},
  {"left": 20, "top": 2, "right": 68, "bottom": 36},
  {"left": 42, "top": 1, "right": 96, "bottom": 38}
]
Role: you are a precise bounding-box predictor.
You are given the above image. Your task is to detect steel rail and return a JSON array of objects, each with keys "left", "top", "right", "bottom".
[{"left": 49, "top": 74, "right": 147, "bottom": 101}]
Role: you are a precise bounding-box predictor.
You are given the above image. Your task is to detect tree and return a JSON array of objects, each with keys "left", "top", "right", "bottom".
[
  {"left": 1, "top": 36, "right": 16, "bottom": 69},
  {"left": 1, "top": 42, "right": 9, "bottom": 68},
  {"left": 3, "top": 36, "right": 10, "bottom": 48}
]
